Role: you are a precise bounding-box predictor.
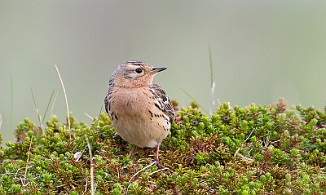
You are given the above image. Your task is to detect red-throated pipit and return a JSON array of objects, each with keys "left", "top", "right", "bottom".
[{"left": 104, "top": 61, "right": 175, "bottom": 163}]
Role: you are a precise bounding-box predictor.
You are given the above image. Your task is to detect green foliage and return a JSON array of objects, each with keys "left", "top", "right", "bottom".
[{"left": 0, "top": 99, "right": 325, "bottom": 194}]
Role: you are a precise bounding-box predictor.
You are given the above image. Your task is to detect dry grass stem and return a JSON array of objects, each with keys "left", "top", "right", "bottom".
[
  {"left": 180, "top": 88, "right": 208, "bottom": 114},
  {"left": 54, "top": 65, "right": 71, "bottom": 138},
  {"left": 149, "top": 167, "right": 170, "bottom": 176},
  {"left": 126, "top": 161, "right": 156, "bottom": 195},
  {"left": 84, "top": 112, "right": 94, "bottom": 120},
  {"left": 209, "top": 45, "right": 215, "bottom": 116},
  {"left": 85, "top": 136, "right": 95, "bottom": 195},
  {"left": 24, "top": 136, "right": 33, "bottom": 176},
  {"left": 51, "top": 91, "right": 59, "bottom": 116}
]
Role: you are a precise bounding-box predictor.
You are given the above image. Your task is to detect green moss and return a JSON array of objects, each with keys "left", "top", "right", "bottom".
[{"left": 0, "top": 99, "right": 325, "bottom": 194}]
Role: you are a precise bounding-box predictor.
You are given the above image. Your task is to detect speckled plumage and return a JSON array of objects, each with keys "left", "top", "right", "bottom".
[{"left": 104, "top": 61, "right": 175, "bottom": 162}]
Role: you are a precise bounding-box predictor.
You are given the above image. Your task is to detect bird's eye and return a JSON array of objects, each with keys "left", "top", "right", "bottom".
[{"left": 135, "top": 68, "right": 143, "bottom": 73}]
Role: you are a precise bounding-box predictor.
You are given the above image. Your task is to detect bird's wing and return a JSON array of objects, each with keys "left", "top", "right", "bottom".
[
  {"left": 104, "top": 77, "right": 115, "bottom": 113},
  {"left": 150, "top": 83, "right": 175, "bottom": 123}
]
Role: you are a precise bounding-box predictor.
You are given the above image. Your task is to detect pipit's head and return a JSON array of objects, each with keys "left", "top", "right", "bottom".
[{"left": 111, "top": 61, "right": 166, "bottom": 88}]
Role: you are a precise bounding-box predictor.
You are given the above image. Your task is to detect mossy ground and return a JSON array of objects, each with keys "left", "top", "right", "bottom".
[{"left": 0, "top": 99, "right": 325, "bottom": 194}]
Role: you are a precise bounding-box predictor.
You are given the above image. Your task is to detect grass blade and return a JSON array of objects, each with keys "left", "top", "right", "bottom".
[
  {"left": 30, "top": 86, "right": 43, "bottom": 130},
  {"left": 51, "top": 90, "right": 59, "bottom": 116},
  {"left": 54, "top": 65, "right": 71, "bottom": 139},
  {"left": 209, "top": 44, "right": 214, "bottom": 89},
  {"left": 10, "top": 77, "right": 14, "bottom": 130},
  {"left": 42, "top": 89, "right": 56, "bottom": 124},
  {"left": 209, "top": 45, "right": 216, "bottom": 116},
  {"left": 0, "top": 113, "right": 2, "bottom": 131},
  {"left": 180, "top": 88, "right": 208, "bottom": 114}
]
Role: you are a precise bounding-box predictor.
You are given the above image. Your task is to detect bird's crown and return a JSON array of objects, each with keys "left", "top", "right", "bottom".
[{"left": 111, "top": 61, "right": 166, "bottom": 87}]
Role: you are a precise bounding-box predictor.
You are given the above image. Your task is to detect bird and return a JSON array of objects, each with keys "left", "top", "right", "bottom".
[{"left": 104, "top": 60, "right": 175, "bottom": 163}]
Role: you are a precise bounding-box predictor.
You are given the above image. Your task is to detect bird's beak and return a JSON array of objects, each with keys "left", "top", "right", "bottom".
[{"left": 151, "top": 67, "right": 167, "bottom": 73}]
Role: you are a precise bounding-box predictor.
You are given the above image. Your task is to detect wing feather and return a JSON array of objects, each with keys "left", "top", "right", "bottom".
[{"left": 150, "top": 83, "right": 175, "bottom": 123}]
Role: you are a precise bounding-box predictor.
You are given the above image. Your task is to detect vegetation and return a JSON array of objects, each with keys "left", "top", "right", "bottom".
[{"left": 0, "top": 99, "right": 325, "bottom": 194}]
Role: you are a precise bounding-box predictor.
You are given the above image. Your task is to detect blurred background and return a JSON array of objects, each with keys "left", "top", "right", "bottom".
[{"left": 1, "top": 1, "right": 326, "bottom": 143}]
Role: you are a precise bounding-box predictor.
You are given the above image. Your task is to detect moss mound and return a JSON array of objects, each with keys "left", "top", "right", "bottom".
[{"left": 0, "top": 99, "right": 325, "bottom": 194}]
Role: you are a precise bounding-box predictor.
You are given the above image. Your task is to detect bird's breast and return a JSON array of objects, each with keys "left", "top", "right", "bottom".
[
  {"left": 108, "top": 87, "right": 170, "bottom": 148},
  {"left": 110, "top": 88, "right": 152, "bottom": 116}
]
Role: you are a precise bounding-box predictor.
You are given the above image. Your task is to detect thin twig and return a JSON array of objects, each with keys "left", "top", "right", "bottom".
[
  {"left": 126, "top": 161, "right": 156, "bottom": 195},
  {"left": 85, "top": 136, "right": 95, "bottom": 195},
  {"left": 54, "top": 65, "right": 71, "bottom": 139}
]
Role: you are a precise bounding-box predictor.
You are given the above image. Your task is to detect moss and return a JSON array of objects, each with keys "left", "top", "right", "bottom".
[{"left": 0, "top": 99, "right": 325, "bottom": 194}]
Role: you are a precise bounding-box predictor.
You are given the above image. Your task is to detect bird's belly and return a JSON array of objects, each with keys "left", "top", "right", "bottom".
[
  {"left": 114, "top": 115, "right": 169, "bottom": 148},
  {"left": 110, "top": 89, "right": 170, "bottom": 148}
]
